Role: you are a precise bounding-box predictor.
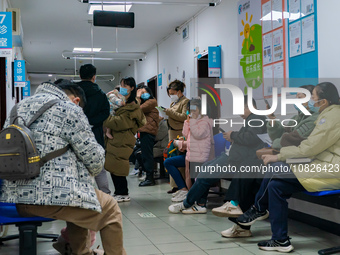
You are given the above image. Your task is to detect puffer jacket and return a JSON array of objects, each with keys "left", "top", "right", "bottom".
[
  {"left": 179, "top": 116, "right": 213, "bottom": 163},
  {"left": 104, "top": 102, "right": 146, "bottom": 176},
  {"left": 138, "top": 98, "right": 159, "bottom": 136},
  {"left": 0, "top": 83, "right": 105, "bottom": 212},
  {"left": 278, "top": 104, "right": 340, "bottom": 192}
]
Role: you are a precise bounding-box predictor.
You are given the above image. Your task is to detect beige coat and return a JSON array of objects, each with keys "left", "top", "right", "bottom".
[
  {"left": 278, "top": 105, "right": 340, "bottom": 192},
  {"left": 165, "top": 96, "right": 189, "bottom": 131},
  {"left": 104, "top": 102, "right": 146, "bottom": 176}
]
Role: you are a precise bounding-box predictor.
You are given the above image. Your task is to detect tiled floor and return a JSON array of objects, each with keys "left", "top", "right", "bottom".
[{"left": 1, "top": 172, "right": 340, "bottom": 255}]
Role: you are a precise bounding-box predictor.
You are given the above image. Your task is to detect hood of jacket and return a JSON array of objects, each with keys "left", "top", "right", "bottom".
[{"left": 77, "top": 81, "right": 102, "bottom": 96}]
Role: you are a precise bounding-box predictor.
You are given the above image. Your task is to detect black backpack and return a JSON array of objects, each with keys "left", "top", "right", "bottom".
[{"left": 0, "top": 99, "right": 70, "bottom": 180}]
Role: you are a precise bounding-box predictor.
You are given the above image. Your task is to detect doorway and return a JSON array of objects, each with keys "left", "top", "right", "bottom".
[
  {"left": 147, "top": 76, "right": 157, "bottom": 100},
  {"left": 197, "top": 54, "right": 220, "bottom": 134}
]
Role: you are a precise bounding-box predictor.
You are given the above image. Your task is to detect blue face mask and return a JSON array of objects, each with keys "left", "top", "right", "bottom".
[
  {"left": 308, "top": 99, "right": 321, "bottom": 113},
  {"left": 141, "top": 93, "right": 150, "bottom": 100},
  {"left": 120, "top": 87, "right": 129, "bottom": 96}
]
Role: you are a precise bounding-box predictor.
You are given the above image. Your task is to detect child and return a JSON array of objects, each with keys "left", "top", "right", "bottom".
[{"left": 105, "top": 89, "right": 126, "bottom": 139}]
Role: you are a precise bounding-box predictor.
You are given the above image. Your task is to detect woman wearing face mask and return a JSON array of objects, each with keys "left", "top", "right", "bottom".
[
  {"left": 136, "top": 86, "right": 159, "bottom": 186},
  {"left": 164, "top": 98, "right": 214, "bottom": 203},
  {"left": 164, "top": 80, "right": 189, "bottom": 194},
  {"left": 236, "top": 82, "right": 340, "bottom": 253},
  {"left": 267, "top": 85, "right": 319, "bottom": 150},
  {"left": 104, "top": 77, "right": 146, "bottom": 203}
]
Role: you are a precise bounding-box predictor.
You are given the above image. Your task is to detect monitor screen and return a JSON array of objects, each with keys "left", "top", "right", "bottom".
[{"left": 93, "top": 10, "right": 135, "bottom": 28}]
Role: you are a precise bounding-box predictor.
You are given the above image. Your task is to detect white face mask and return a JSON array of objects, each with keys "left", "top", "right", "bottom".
[{"left": 170, "top": 94, "right": 179, "bottom": 103}]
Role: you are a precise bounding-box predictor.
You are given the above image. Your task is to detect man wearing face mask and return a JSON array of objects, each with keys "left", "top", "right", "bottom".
[
  {"left": 164, "top": 80, "right": 189, "bottom": 194},
  {"left": 136, "top": 86, "right": 159, "bottom": 186},
  {"left": 77, "top": 64, "right": 111, "bottom": 195}
]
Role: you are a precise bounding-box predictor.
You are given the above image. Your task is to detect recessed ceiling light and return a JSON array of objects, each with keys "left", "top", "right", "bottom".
[
  {"left": 48, "top": 74, "right": 53, "bottom": 77},
  {"left": 88, "top": 4, "right": 132, "bottom": 15},
  {"left": 73, "top": 48, "right": 102, "bottom": 52}
]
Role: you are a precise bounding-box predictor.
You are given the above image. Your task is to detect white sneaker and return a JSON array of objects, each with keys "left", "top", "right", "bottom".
[
  {"left": 171, "top": 190, "right": 180, "bottom": 197},
  {"left": 168, "top": 202, "right": 186, "bottom": 213},
  {"left": 171, "top": 190, "right": 188, "bottom": 202},
  {"left": 129, "top": 168, "right": 139, "bottom": 176},
  {"left": 212, "top": 201, "right": 243, "bottom": 217},
  {"left": 182, "top": 203, "right": 207, "bottom": 214},
  {"left": 221, "top": 224, "right": 252, "bottom": 238},
  {"left": 138, "top": 174, "right": 146, "bottom": 181},
  {"left": 113, "top": 195, "right": 131, "bottom": 202}
]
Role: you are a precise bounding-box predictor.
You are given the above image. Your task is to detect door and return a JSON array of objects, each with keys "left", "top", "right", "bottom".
[{"left": 147, "top": 76, "right": 157, "bottom": 100}]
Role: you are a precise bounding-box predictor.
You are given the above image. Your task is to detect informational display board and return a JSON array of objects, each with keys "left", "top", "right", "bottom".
[{"left": 0, "top": 12, "right": 12, "bottom": 57}]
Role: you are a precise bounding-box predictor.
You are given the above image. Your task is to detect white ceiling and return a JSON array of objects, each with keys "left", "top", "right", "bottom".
[{"left": 9, "top": 0, "right": 216, "bottom": 84}]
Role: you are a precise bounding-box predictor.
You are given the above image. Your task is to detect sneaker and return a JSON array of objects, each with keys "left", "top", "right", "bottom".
[
  {"left": 237, "top": 205, "right": 269, "bottom": 226},
  {"left": 129, "top": 168, "right": 139, "bottom": 176},
  {"left": 171, "top": 190, "right": 180, "bottom": 197},
  {"left": 257, "top": 238, "right": 294, "bottom": 253},
  {"left": 138, "top": 175, "right": 146, "bottom": 181},
  {"left": 212, "top": 202, "right": 243, "bottom": 218},
  {"left": 221, "top": 224, "right": 252, "bottom": 238},
  {"left": 52, "top": 236, "right": 72, "bottom": 255},
  {"left": 182, "top": 203, "right": 207, "bottom": 214},
  {"left": 168, "top": 202, "right": 186, "bottom": 213},
  {"left": 167, "top": 187, "right": 179, "bottom": 194},
  {"left": 171, "top": 190, "right": 188, "bottom": 202},
  {"left": 113, "top": 195, "right": 131, "bottom": 203}
]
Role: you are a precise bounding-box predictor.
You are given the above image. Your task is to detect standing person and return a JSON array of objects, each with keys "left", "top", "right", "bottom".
[
  {"left": 164, "top": 80, "right": 189, "bottom": 194},
  {"left": 104, "top": 77, "right": 146, "bottom": 202},
  {"left": 136, "top": 86, "right": 159, "bottom": 187},
  {"left": 0, "top": 82, "right": 126, "bottom": 255},
  {"left": 77, "top": 64, "right": 111, "bottom": 195}
]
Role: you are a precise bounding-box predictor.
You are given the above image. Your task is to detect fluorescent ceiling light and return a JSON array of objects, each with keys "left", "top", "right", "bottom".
[
  {"left": 88, "top": 4, "right": 132, "bottom": 14},
  {"left": 48, "top": 74, "right": 53, "bottom": 77},
  {"left": 73, "top": 47, "right": 102, "bottom": 52}
]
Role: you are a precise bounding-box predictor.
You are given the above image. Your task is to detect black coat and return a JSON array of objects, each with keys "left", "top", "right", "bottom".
[
  {"left": 77, "top": 81, "right": 110, "bottom": 147},
  {"left": 229, "top": 113, "right": 267, "bottom": 164}
]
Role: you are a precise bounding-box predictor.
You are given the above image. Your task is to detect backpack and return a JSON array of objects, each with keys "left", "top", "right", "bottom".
[
  {"left": 163, "top": 137, "right": 185, "bottom": 161},
  {"left": 0, "top": 99, "right": 70, "bottom": 180}
]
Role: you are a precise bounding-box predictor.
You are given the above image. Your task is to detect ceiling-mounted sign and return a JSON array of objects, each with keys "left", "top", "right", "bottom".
[
  {"left": 23, "top": 81, "right": 31, "bottom": 98},
  {"left": 14, "top": 60, "right": 26, "bottom": 87},
  {"left": 0, "top": 12, "right": 13, "bottom": 57},
  {"left": 208, "top": 45, "right": 222, "bottom": 78}
]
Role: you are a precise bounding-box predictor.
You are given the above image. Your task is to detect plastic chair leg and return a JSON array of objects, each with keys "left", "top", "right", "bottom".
[{"left": 318, "top": 246, "right": 340, "bottom": 255}]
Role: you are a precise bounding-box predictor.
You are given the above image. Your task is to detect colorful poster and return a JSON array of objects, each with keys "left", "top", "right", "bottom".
[
  {"left": 301, "top": 0, "right": 314, "bottom": 17},
  {"left": 273, "top": 28, "right": 284, "bottom": 62},
  {"left": 263, "top": 65, "right": 274, "bottom": 96},
  {"left": 302, "top": 15, "right": 315, "bottom": 54},
  {"left": 263, "top": 33, "right": 273, "bottom": 65},
  {"left": 238, "top": 0, "right": 263, "bottom": 97},
  {"left": 262, "top": 1, "right": 272, "bottom": 34},
  {"left": 272, "top": 0, "right": 283, "bottom": 30},
  {"left": 289, "top": 0, "right": 301, "bottom": 22},
  {"left": 289, "top": 21, "right": 301, "bottom": 57},
  {"left": 273, "top": 61, "right": 284, "bottom": 89}
]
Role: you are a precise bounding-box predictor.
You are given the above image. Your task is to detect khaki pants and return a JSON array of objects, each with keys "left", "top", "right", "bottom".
[
  {"left": 168, "top": 129, "right": 185, "bottom": 188},
  {"left": 17, "top": 189, "right": 126, "bottom": 255}
]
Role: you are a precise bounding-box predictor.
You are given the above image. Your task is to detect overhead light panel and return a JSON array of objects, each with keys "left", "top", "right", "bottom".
[
  {"left": 73, "top": 47, "right": 101, "bottom": 52},
  {"left": 88, "top": 4, "right": 132, "bottom": 14}
]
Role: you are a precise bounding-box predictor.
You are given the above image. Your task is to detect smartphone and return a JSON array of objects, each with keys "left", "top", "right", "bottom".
[{"left": 219, "top": 127, "right": 226, "bottom": 133}]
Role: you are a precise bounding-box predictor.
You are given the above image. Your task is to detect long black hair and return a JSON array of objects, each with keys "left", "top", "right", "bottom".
[
  {"left": 138, "top": 85, "right": 155, "bottom": 104},
  {"left": 315, "top": 82, "right": 340, "bottom": 106},
  {"left": 121, "top": 77, "right": 137, "bottom": 104}
]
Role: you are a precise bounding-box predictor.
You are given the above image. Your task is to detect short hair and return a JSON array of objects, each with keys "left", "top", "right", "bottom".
[
  {"left": 55, "top": 79, "right": 87, "bottom": 108},
  {"left": 121, "top": 77, "right": 137, "bottom": 104},
  {"left": 244, "top": 95, "right": 257, "bottom": 108},
  {"left": 316, "top": 82, "right": 340, "bottom": 106},
  {"left": 168, "top": 80, "right": 186, "bottom": 92},
  {"left": 79, "top": 64, "right": 96, "bottom": 80}
]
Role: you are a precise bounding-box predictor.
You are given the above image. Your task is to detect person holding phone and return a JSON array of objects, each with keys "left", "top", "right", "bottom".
[{"left": 164, "top": 80, "right": 189, "bottom": 194}]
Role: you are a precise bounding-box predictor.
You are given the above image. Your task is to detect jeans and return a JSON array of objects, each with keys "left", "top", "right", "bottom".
[
  {"left": 140, "top": 132, "right": 156, "bottom": 180},
  {"left": 254, "top": 162, "right": 306, "bottom": 240},
  {"left": 183, "top": 153, "right": 229, "bottom": 208},
  {"left": 164, "top": 154, "right": 186, "bottom": 190}
]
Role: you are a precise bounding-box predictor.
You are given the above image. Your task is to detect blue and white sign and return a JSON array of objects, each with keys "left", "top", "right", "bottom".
[
  {"left": 14, "top": 60, "right": 26, "bottom": 87},
  {"left": 0, "top": 12, "right": 12, "bottom": 57},
  {"left": 158, "top": 73, "right": 162, "bottom": 86},
  {"left": 208, "top": 46, "right": 222, "bottom": 78},
  {"left": 23, "top": 81, "right": 31, "bottom": 98}
]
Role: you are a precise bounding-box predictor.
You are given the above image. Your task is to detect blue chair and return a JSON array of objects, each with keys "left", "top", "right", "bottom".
[
  {"left": 213, "top": 133, "right": 230, "bottom": 157},
  {"left": 0, "top": 180, "right": 58, "bottom": 255},
  {"left": 304, "top": 189, "right": 340, "bottom": 255}
]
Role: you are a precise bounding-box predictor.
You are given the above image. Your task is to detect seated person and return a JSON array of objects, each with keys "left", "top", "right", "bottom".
[
  {"left": 0, "top": 82, "right": 126, "bottom": 255},
  {"left": 168, "top": 95, "right": 267, "bottom": 214},
  {"left": 164, "top": 98, "right": 213, "bottom": 203},
  {"left": 212, "top": 85, "right": 319, "bottom": 238},
  {"left": 153, "top": 116, "right": 169, "bottom": 158},
  {"left": 236, "top": 82, "right": 340, "bottom": 253}
]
